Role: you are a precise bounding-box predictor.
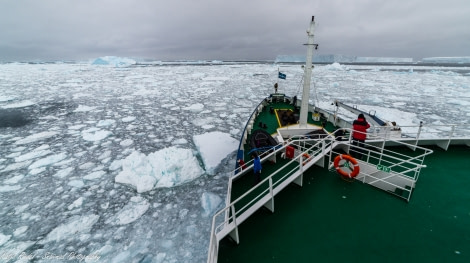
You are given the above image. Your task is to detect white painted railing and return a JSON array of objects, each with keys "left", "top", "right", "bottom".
[
  {"left": 207, "top": 135, "right": 337, "bottom": 263},
  {"left": 330, "top": 129, "right": 434, "bottom": 201},
  {"left": 207, "top": 129, "right": 436, "bottom": 263}
]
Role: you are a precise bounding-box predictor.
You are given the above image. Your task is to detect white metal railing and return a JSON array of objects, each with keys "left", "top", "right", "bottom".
[
  {"left": 329, "top": 129, "right": 434, "bottom": 201},
  {"left": 207, "top": 128, "right": 436, "bottom": 263},
  {"left": 370, "top": 123, "right": 470, "bottom": 140},
  {"left": 314, "top": 104, "right": 470, "bottom": 150},
  {"left": 207, "top": 135, "right": 337, "bottom": 263}
]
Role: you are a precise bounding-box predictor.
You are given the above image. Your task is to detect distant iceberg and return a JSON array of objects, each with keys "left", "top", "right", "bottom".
[
  {"left": 275, "top": 54, "right": 412, "bottom": 63},
  {"left": 91, "top": 56, "right": 136, "bottom": 67},
  {"left": 421, "top": 57, "right": 470, "bottom": 64}
]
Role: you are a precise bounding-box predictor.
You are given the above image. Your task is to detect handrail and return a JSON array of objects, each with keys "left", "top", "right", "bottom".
[
  {"left": 208, "top": 128, "right": 436, "bottom": 263},
  {"left": 208, "top": 135, "right": 337, "bottom": 263}
]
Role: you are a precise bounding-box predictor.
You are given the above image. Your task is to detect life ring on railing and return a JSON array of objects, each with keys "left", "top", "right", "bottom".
[
  {"left": 302, "top": 153, "right": 310, "bottom": 165},
  {"left": 333, "top": 154, "right": 360, "bottom": 178}
]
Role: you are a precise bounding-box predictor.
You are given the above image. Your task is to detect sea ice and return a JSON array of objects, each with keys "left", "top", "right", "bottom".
[
  {"left": 183, "top": 103, "right": 204, "bottom": 112},
  {"left": 14, "top": 131, "right": 58, "bottom": 145},
  {"left": 82, "top": 129, "right": 112, "bottom": 142},
  {"left": 122, "top": 116, "right": 136, "bottom": 122},
  {"left": 115, "top": 147, "right": 204, "bottom": 193},
  {"left": 193, "top": 132, "right": 239, "bottom": 175},
  {"left": 0, "top": 100, "right": 35, "bottom": 109},
  {"left": 120, "top": 139, "right": 133, "bottom": 147},
  {"left": 74, "top": 105, "right": 96, "bottom": 112},
  {"left": 0, "top": 233, "right": 11, "bottom": 246},
  {"left": 105, "top": 196, "right": 150, "bottom": 225},
  {"left": 201, "top": 192, "right": 223, "bottom": 217},
  {"left": 28, "top": 153, "right": 68, "bottom": 170},
  {"left": 39, "top": 214, "right": 99, "bottom": 244},
  {"left": 0, "top": 61, "right": 468, "bottom": 263}
]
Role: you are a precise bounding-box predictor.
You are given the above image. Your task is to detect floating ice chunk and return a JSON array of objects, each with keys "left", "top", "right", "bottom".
[
  {"left": 68, "top": 197, "right": 84, "bottom": 210},
  {"left": 53, "top": 167, "right": 74, "bottom": 178},
  {"left": 97, "top": 119, "right": 116, "bottom": 127},
  {"left": 192, "top": 117, "right": 214, "bottom": 127},
  {"left": 1, "top": 100, "right": 35, "bottom": 109},
  {"left": 68, "top": 124, "right": 86, "bottom": 130},
  {"left": 201, "top": 192, "right": 222, "bottom": 217},
  {"left": 0, "top": 95, "right": 16, "bottom": 102},
  {"left": 156, "top": 253, "right": 167, "bottom": 262},
  {"left": 109, "top": 160, "right": 122, "bottom": 171},
  {"left": 0, "top": 233, "right": 11, "bottom": 246},
  {"left": 15, "top": 204, "right": 29, "bottom": 214},
  {"left": 120, "top": 139, "right": 133, "bottom": 147},
  {"left": 74, "top": 105, "right": 96, "bottom": 112},
  {"left": 183, "top": 103, "right": 204, "bottom": 112},
  {"left": 30, "top": 167, "right": 46, "bottom": 175},
  {"left": 39, "top": 214, "right": 99, "bottom": 244},
  {"left": 82, "top": 129, "right": 112, "bottom": 141},
  {"left": 13, "top": 226, "right": 28, "bottom": 236},
  {"left": 29, "top": 153, "right": 67, "bottom": 170},
  {"left": 4, "top": 174, "right": 25, "bottom": 184},
  {"left": 172, "top": 138, "right": 188, "bottom": 145},
  {"left": 83, "top": 170, "right": 106, "bottom": 180},
  {"left": 68, "top": 179, "right": 85, "bottom": 188},
  {"left": 115, "top": 147, "right": 204, "bottom": 193},
  {"left": 15, "top": 148, "right": 51, "bottom": 163},
  {"left": 0, "top": 185, "right": 22, "bottom": 193},
  {"left": 105, "top": 196, "right": 149, "bottom": 225},
  {"left": 14, "top": 131, "right": 58, "bottom": 145},
  {"left": 122, "top": 116, "right": 136, "bottom": 123},
  {"left": 193, "top": 131, "right": 238, "bottom": 175}
]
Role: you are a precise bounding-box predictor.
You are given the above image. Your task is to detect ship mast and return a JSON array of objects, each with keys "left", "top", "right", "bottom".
[{"left": 299, "top": 16, "right": 316, "bottom": 128}]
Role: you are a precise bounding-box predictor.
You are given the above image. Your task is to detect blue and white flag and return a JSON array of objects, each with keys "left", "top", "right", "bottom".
[{"left": 278, "top": 72, "right": 286, "bottom": 79}]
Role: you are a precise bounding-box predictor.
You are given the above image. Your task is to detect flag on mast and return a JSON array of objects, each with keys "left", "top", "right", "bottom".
[{"left": 278, "top": 72, "right": 286, "bottom": 79}]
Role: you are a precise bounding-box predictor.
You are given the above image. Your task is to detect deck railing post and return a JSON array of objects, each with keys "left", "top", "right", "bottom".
[
  {"left": 229, "top": 205, "right": 239, "bottom": 244},
  {"left": 416, "top": 121, "right": 423, "bottom": 141}
]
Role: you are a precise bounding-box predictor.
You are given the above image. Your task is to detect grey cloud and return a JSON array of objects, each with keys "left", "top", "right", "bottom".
[{"left": 1, "top": 0, "right": 469, "bottom": 61}]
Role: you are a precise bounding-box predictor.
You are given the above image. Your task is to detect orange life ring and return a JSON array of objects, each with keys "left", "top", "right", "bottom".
[
  {"left": 333, "top": 154, "right": 360, "bottom": 178},
  {"left": 302, "top": 153, "right": 310, "bottom": 165}
]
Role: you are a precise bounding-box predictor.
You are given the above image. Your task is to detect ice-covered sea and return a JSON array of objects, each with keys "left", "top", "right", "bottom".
[{"left": 0, "top": 61, "right": 469, "bottom": 262}]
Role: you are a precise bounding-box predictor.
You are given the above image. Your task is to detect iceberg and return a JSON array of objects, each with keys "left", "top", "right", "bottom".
[
  {"left": 91, "top": 56, "right": 136, "bottom": 67},
  {"left": 275, "top": 54, "right": 413, "bottom": 63},
  {"left": 421, "top": 57, "right": 470, "bottom": 64}
]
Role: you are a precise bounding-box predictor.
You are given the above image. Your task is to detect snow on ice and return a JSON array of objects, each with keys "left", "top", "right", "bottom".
[
  {"left": 0, "top": 60, "right": 469, "bottom": 262},
  {"left": 193, "top": 131, "right": 239, "bottom": 175},
  {"left": 201, "top": 192, "right": 223, "bottom": 217},
  {"left": 115, "top": 147, "right": 204, "bottom": 193}
]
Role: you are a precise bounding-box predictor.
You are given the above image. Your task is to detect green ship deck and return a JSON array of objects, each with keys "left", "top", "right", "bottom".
[
  {"left": 219, "top": 145, "right": 470, "bottom": 262},
  {"left": 215, "top": 97, "right": 470, "bottom": 262}
]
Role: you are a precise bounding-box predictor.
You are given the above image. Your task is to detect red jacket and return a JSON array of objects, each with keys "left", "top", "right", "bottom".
[{"left": 352, "top": 117, "right": 370, "bottom": 141}]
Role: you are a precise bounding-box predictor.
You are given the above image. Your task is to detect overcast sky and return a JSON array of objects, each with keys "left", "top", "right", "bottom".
[{"left": 1, "top": 0, "right": 469, "bottom": 61}]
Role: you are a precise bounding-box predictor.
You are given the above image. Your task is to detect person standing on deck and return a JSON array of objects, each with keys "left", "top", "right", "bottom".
[
  {"left": 352, "top": 113, "right": 370, "bottom": 159},
  {"left": 252, "top": 152, "right": 262, "bottom": 185}
]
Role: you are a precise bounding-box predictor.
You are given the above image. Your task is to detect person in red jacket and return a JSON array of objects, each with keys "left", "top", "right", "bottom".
[{"left": 351, "top": 113, "right": 370, "bottom": 158}]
